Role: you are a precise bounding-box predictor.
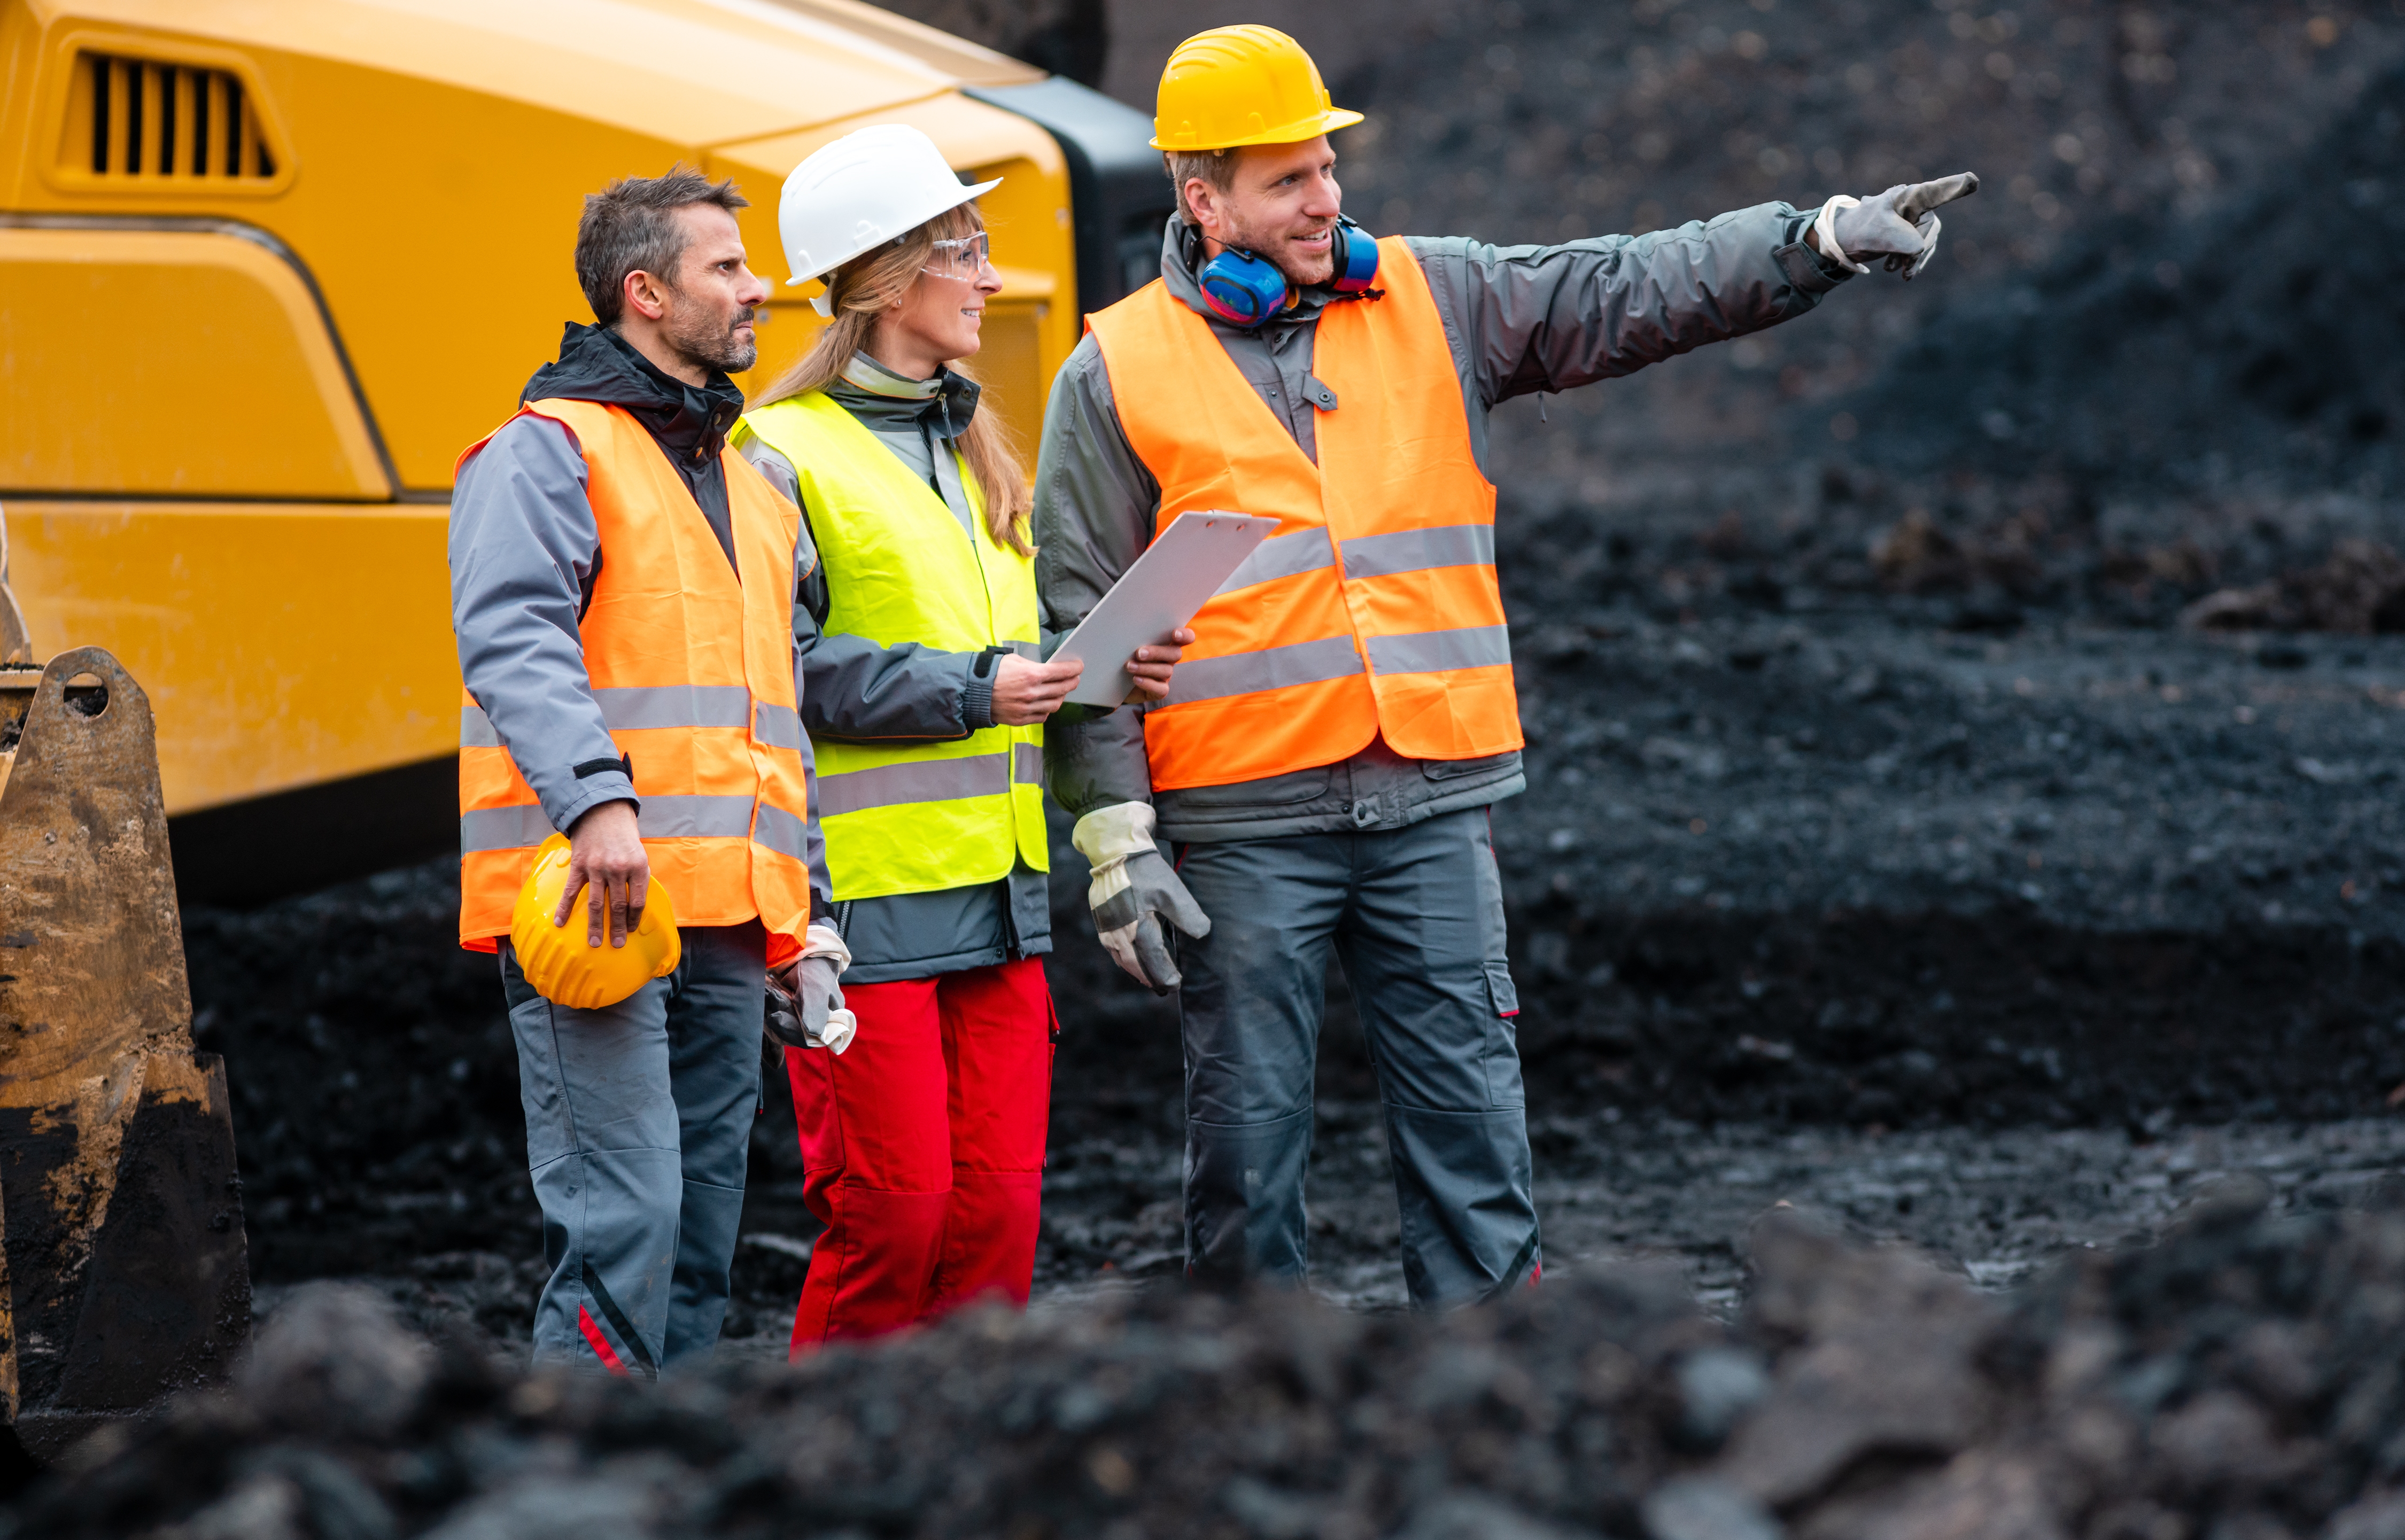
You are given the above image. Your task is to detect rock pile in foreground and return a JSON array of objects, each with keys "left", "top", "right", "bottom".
[{"left": 14, "top": 1181, "right": 2405, "bottom": 1539}]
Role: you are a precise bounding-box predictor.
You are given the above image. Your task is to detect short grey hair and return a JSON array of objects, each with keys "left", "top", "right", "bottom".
[
  {"left": 1163, "top": 148, "right": 1238, "bottom": 225},
  {"left": 575, "top": 166, "right": 749, "bottom": 325}
]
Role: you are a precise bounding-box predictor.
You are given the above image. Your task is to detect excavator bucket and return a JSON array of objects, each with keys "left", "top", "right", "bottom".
[{"left": 0, "top": 647, "right": 250, "bottom": 1461}]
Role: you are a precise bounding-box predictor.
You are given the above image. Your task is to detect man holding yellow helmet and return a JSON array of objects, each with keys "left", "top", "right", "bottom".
[
  {"left": 1039, "top": 26, "right": 1975, "bottom": 1305},
  {"left": 452, "top": 169, "right": 851, "bottom": 1375}
]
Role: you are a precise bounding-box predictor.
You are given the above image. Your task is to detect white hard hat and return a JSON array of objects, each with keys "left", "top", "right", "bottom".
[{"left": 778, "top": 124, "right": 1001, "bottom": 312}]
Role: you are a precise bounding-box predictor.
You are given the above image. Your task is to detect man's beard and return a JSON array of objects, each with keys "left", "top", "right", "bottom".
[
  {"left": 668, "top": 304, "right": 757, "bottom": 375},
  {"left": 1222, "top": 211, "right": 1336, "bottom": 287}
]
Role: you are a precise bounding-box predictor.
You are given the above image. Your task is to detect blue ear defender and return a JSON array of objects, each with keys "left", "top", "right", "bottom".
[
  {"left": 1198, "top": 246, "right": 1295, "bottom": 328},
  {"left": 1328, "top": 216, "right": 1380, "bottom": 295},
  {"left": 1197, "top": 217, "right": 1382, "bottom": 328}
]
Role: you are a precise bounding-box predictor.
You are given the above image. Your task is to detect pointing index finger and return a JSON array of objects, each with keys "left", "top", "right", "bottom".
[{"left": 1896, "top": 172, "right": 1979, "bottom": 223}]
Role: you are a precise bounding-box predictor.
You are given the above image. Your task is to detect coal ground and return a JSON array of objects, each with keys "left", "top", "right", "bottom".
[
  {"left": 19, "top": 0, "right": 2405, "bottom": 1524},
  {"left": 33, "top": 1186, "right": 2405, "bottom": 1539}
]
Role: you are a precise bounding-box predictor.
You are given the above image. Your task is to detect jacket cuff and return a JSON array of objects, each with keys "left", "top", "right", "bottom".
[
  {"left": 546, "top": 773, "right": 637, "bottom": 835},
  {"left": 1774, "top": 237, "right": 1854, "bottom": 296},
  {"left": 961, "top": 655, "right": 999, "bottom": 730}
]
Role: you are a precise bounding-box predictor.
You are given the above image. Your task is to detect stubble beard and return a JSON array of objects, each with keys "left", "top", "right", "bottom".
[
  {"left": 668, "top": 304, "right": 757, "bottom": 376},
  {"left": 1222, "top": 209, "right": 1336, "bottom": 289}
]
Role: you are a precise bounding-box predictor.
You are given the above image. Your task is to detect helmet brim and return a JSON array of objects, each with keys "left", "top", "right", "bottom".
[
  {"left": 782, "top": 174, "right": 1004, "bottom": 288},
  {"left": 1149, "top": 106, "right": 1366, "bottom": 152}
]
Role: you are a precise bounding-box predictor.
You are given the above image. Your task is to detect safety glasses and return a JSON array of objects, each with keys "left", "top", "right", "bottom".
[{"left": 922, "top": 231, "right": 994, "bottom": 283}]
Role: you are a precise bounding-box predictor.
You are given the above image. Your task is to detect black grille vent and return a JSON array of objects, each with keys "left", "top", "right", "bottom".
[{"left": 77, "top": 52, "right": 276, "bottom": 180}]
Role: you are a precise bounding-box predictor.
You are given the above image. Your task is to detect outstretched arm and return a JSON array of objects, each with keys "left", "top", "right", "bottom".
[
  {"left": 1411, "top": 201, "right": 1852, "bottom": 409},
  {"left": 1415, "top": 173, "right": 1979, "bottom": 410}
]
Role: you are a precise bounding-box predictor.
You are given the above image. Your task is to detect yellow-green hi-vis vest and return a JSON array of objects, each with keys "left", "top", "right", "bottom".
[{"left": 737, "top": 391, "right": 1047, "bottom": 901}]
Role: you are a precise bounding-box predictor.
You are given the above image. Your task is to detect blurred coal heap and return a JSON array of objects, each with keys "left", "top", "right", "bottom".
[
  {"left": 1329, "top": 0, "right": 2405, "bottom": 618},
  {"left": 25, "top": 1184, "right": 2405, "bottom": 1539}
]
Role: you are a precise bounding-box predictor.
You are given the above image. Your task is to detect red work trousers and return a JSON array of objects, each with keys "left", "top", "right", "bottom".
[{"left": 786, "top": 957, "right": 1053, "bottom": 1353}]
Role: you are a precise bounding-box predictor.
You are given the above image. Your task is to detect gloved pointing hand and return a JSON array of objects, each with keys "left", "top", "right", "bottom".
[
  {"left": 1072, "top": 802, "right": 1210, "bottom": 993},
  {"left": 767, "top": 920, "right": 856, "bottom": 1053},
  {"left": 1817, "top": 172, "right": 1980, "bottom": 279}
]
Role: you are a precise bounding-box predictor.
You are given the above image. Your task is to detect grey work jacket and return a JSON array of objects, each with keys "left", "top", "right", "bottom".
[
  {"left": 738, "top": 358, "right": 1053, "bottom": 984},
  {"left": 451, "top": 413, "right": 832, "bottom": 917},
  {"left": 1037, "top": 207, "right": 1853, "bottom": 842}
]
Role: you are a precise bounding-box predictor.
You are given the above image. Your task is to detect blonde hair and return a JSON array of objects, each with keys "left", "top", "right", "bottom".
[{"left": 751, "top": 203, "right": 1032, "bottom": 557}]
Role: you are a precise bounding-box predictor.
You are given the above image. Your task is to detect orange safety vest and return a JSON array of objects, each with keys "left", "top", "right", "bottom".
[
  {"left": 453, "top": 398, "right": 813, "bottom": 954},
  {"left": 1086, "top": 236, "right": 1521, "bottom": 792}
]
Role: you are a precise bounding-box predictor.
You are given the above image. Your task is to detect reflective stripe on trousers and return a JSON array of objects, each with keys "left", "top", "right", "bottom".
[
  {"left": 1158, "top": 624, "right": 1511, "bottom": 708},
  {"left": 461, "top": 687, "right": 802, "bottom": 749},
  {"left": 460, "top": 795, "right": 808, "bottom": 854},
  {"left": 817, "top": 742, "right": 1044, "bottom": 818}
]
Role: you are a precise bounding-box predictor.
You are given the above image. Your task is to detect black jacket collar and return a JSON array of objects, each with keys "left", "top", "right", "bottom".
[{"left": 521, "top": 322, "right": 746, "bottom": 469}]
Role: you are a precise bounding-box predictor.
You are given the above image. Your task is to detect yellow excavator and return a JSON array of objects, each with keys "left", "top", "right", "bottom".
[{"left": 0, "top": 0, "right": 1167, "bottom": 1457}]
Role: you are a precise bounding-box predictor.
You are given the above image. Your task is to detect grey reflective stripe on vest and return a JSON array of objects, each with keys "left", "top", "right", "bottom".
[
  {"left": 1002, "top": 639, "right": 1042, "bottom": 659},
  {"left": 461, "top": 704, "right": 500, "bottom": 749},
  {"left": 638, "top": 795, "right": 758, "bottom": 839},
  {"left": 1215, "top": 527, "right": 1335, "bottom": 595},
  {"left": 1340, "top": 524, "right": 1496, "bottom": 581},
  {"left": 818, "top": 751, "right": 1012, "bottom": 818},
  {"left": 1159, "top": 634, "right": 1364, "bottom": 707},
  {"left": 595, "top": 685, "right": 751, "bottom": 732},
  {"left": 755, "top": 701, "right": 804, "bottom": 749},
  {"left": 752, "top": 802, "right": 808, "bottom": 860},
  {"left": 463, "top": 797, "right": 776, "bottom": 851},
  {"left": 1365, "top": 625, "right": 1513, "bottom": 676},
  {"left": 461, "top": 803, "right": 554, "bottom": 853},
  {"left": 1013, "top": 741, "right": 1042, "bottom": 785}
]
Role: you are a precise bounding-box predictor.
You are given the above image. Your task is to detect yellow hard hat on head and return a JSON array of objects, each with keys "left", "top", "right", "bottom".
[
  {"left": 509, "top": 834, "right": 680, "bottom": 1010},
  {"left": 1151, "top": 25, "right": 1365, "bottom": 152}
]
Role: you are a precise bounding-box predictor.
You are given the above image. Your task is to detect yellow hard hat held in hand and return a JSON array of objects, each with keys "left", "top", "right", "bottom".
[
  {"left": 1151, "top": 25, "right": 1364, "bottom": 151},
  {"left": 510, "top": 833, "right": 680, "bottom": 1010}
]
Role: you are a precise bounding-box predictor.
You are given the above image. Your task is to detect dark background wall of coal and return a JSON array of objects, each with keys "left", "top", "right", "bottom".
[{"left": 185, "top": 0, "right": 2405, "bottom": 1285}]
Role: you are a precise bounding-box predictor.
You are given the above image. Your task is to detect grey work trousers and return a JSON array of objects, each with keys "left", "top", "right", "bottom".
[
  {"left": 1173, "top": 807, "right": 1539, "bottom": 1306},
  {"left": 500, "top": 921, "right": 765, "bottom": 1375}
]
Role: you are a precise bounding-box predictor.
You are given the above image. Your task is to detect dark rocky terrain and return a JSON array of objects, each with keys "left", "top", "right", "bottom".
[{"left": 25, "top": 1187, "right": 2405, "bottom": 1540}]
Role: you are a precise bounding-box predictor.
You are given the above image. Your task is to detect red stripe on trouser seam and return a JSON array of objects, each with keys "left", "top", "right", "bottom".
[{"left": 577, "top": 1304, "right": 629, "bottom": 1375}]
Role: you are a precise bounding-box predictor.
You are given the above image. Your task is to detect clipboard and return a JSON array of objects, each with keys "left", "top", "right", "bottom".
[{"left": 1052, "top": 510, "right": 1280, "bottom": 706}]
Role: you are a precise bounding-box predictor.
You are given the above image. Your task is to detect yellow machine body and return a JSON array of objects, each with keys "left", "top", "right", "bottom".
[{"left": 0, "top": 0, "right": 1087, "bottom": 828}]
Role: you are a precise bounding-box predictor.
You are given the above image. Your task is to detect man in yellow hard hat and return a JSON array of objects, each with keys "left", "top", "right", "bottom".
[{"left": 1037, "top": 25, "right": 1975, "bottom": 1306}]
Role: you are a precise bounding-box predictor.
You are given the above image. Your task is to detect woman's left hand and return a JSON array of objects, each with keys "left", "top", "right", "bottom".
[
  {"left": 1124, "top": 628, "right": 1194, "bottom": 702},
  {"left": 992, "top": 653, "right": 1084, "bottom": 724}
]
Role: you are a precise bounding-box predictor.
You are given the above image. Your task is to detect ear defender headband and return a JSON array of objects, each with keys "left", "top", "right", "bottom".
[{"left": 1198, "top": 216, "right": 1382, "bottom": 329}]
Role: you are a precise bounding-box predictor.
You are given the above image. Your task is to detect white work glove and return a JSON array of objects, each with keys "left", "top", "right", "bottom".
[
  {"left": 1071, "top": 802, "right": 1210, "bottom": 994},
  {"left": 767, "top": 921, "right": 856, "bottom": 1053},
  {"left": 1817, "top": 172, "right": 1979, "bottom": 280}
]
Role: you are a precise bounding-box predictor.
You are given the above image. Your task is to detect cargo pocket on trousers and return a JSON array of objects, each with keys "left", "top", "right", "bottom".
[{"left": 1481, "top": 961, "right": 1525, "bottom": 1109}]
